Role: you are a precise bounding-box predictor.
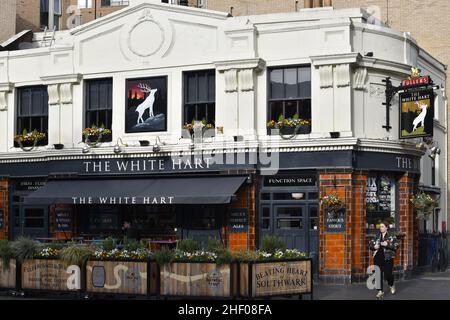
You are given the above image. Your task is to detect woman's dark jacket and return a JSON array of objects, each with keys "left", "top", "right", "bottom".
[{"left": 369, "top": 232, "right": 399, "bottom": 261}]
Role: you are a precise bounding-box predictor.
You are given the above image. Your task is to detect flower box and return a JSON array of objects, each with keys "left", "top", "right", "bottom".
[
  {"left": 238, "top": 259, "right": 313, "bottom": 298},
  {"left": 21, "top": 259, "right": 81, "bottom": 292},
  {"left": 159, "top": 262, "right": 237, "bottom": 298},
  {"left": 86, "top": 260, "right": 158, "bottom": 296},
  {"left": 0, "top": 260, "right": 16, "bottom": 289}
]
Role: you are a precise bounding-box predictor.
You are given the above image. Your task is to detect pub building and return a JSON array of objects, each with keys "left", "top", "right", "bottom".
[{"left": 0, "top": 1, "right": 447, "bottom": 284}]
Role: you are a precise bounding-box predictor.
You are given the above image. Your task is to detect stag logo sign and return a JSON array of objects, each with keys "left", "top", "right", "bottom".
[
  {"left": 125, "top": 76, "right": 168, "bottom": 133},
  {"left": 399, "top": 89, "right": 434, "bottom": 139}
]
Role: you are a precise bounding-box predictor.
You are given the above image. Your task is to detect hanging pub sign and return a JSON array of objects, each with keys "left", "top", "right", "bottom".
[
  {"left": 324, "top": 208, "right": 346, "bottom": 233},
  {"left": 399, "top": 89, "right": 434, "bottom": 139}
]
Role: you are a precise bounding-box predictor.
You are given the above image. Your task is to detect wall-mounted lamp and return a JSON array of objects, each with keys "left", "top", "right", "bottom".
[
  {"left": 78, "top": 141, "right": 91, "bottom": 154},
  {"left": 114, "top": 138, "right": 129, "bottom": 155},
  {"left": 365, "top": 52, "right": 374, "bottom": 57},
  {"left": 153, "top": 136, "right": 166, "bottom": 153},
  {"left": 330, "top": 132, "right": 340, "bottom": 139},
  {"left": 332, "top": 175, "right": 337, "bottom": 188},
  {"left": 291, "top": 193, "right": 305, "bottom": 200}
]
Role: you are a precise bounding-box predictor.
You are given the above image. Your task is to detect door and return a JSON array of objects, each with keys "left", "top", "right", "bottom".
[
  {"left": 260, "top": 203, "right": 319, "bottom": 279},
  {"left": 273, "top": 205, "right": 307, "bottom": 252},
  {"left": 12, "top": 206, "right": 49, "bottom": 239}
]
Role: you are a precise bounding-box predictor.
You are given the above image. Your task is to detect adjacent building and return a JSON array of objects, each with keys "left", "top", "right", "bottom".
[{"left": 0, "top": 1, "right": 446, "bottom": 283}]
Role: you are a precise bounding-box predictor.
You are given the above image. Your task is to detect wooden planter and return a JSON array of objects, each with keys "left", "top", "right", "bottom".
[
  {"left": 0, "top": 260, "right": 16, "bottom": 289},
  {"left": 21, "top": 259, "right": 80, "bottom": 292},
  {"left": 159, "top": 262, "right": 237, "bottom": 298},
  {"left": 86, "top": 260, "right": 157, "bottom": 296},
  {"left": 239, "top": 259, "right": 313, "bottom": 298}
]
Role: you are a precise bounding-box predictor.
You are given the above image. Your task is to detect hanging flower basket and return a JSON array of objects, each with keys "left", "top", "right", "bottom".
[
  {"left": 14, "top": 129, "right": 46, "bottom": 152},
  {"left": 83, "top": 126, "right": 112, "bottom": 147},
  {"left": 410, "top": 193, "right": 439, "bottom": 220},
  {"left": 321, "top": 193, "right": 344, "bottom": 213},
  {"left": 267, "top": 116, "right": 311, "bottom": 140}
]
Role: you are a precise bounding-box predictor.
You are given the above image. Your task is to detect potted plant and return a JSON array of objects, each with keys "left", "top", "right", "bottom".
[
  {"left": 83, "top": 124, "right": 112, "bottom": 147},
  {"left": 14, "top": 129, "right": 46, "bottom": 151},
  {"left": 182, "top": 119, "right": 215, "bottom": 141},
  {"left": 156, "top": 238, "right": 236, "bottom": 298},
  {"left": 86, "top": 239, "right": 155, "bottom": 296},
  {"left": 267, "top": 114, "right": 311, "bottom": 140},
  {"left": 236, "top": 236, "right": 311, "bottom": 298},
  {"left": 410, "top": 192, "right": 439, "bottom": 220},
  {"left": 0, "top": 240, "right": 16, "bottom": 289}
]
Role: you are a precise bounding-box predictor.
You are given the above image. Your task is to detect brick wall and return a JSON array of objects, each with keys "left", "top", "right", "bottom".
[
  {"left": 0, "top": 0, "right": 17, "bottom": 43},
  {"left": 0, "top": 179, "right": 9, "bottom": 240},
  {"left": 226, "top": 177, "right": 257, "bottom": 252},
  {"left": 16, "top": 0, "right": 41, "bottom": 33},
  {"left": 319, "top": 170, "right": 419, "bottom": 284}
]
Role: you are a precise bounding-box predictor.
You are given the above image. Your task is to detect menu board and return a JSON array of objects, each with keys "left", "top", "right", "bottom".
[
  {"left": 228, "top": 209, "right": 248, "bottom": 232},
  {"left": 324, "top": 208, "right": 346, "bottom": 233},
  {"left": 55, "top": 208, "right": 72, "bottom": 232},
  {"left": 365, "top": 174, "right": 396, "bottom": 230},
  {"left": 378, "top": 176, "right": 392, "bottom": 211}
]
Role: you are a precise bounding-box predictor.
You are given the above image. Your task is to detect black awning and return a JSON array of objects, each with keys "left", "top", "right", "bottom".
[{"left": 24, "top": 176, "right": 248, "bottom": 205}]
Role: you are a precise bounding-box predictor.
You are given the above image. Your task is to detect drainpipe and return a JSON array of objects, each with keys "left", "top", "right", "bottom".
[{"left": 48, "top": 0, "right": 55, "bottom": 30}]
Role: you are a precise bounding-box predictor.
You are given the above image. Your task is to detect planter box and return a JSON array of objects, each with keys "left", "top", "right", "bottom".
[
  {"left": 21, "top": 259, "right": 79, "bottom": 291},
  {"left": 86, "top": 261, "right": 157, "bottom": 296},
  {"left": 159, "top": 262, "right": 236, "bottom": 298},
  {"left": 239, "top": 259, "right": 313, "bottom": 298},
  {"left": 0, "top": 260, "right": 16, "bottom": 289}
]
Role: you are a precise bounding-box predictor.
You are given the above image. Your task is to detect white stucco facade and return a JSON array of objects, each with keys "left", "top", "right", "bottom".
[{"left": 0, "top": 1, "right": 447, "bottom": 229}]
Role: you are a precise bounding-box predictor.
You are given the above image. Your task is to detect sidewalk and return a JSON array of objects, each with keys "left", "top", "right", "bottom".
[{"left": 315, "top": 269, "right": 450, "bottom": 300}]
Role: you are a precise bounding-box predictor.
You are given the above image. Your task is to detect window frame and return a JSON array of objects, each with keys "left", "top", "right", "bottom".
[
  {"left": 15, "top": 86, "right": 49, "bottom": 147},
  {"left": 365, "top": 172, "right": 400, "bottom": 233},
  {"left": 266, "top": 65, "right": 312, "bottom": 135},
  {"left": 84, "top": 78, "right": 113, "bottom": 142},
  {"left": 182, "top": 69, "right": 216, "bottom": 127}
]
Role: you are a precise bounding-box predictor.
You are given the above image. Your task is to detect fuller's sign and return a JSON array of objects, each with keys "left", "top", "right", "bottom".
[
  {"left": 399, "top": 89, "right": 434, "bottom": 139},
  {"left": 401, "top": 76, "right": 431, "bottom": 87}
]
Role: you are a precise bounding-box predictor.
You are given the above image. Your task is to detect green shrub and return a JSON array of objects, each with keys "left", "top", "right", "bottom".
[
  {"left": 124, "top": 239, "right": 144, "bottom": 251},
  {"left": 205, "top": 238, "right": 224, "bottom": 253},
  {"left": 216, "top": 249, "right": 233, "bottom": 266},
  {"left": 102, "top": 237, "right": 116, "bottom": 251},
  {"left": 154, "top": 247, "right": 174, "bottom": 266},
  {"left": 233, "top": 250, "right": 256, "bottom": 263},
  {"left": 0, "top": 240, "right": 14, "bottom": 270},
  {"left": 46, "top": 241, "right": 66, "bottom": 251},
  {"left": 176, "top": 238, "right": 200, "bottom": 253},
  {"left": 260, "top": 235, "right": 287, "bottom": 254},
  {"left": 60, "top": 244, "right": 95, "bottom": 266},
  {"left": 11, "top": 237, "right": 40, "bottom": 261}
]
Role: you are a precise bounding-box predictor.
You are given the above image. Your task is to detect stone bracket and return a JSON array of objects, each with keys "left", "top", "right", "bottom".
[
  {"left": 0, "top": 82, "right": 13, "bottom": 111},
  {"left": 215, "top": 58, "right": 266, "bottom": 93}
]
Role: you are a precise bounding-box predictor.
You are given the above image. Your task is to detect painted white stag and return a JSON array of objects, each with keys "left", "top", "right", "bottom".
[
  {"left": 412, "top": 101, "right": 428, "bottom": 132},
  {"left": 136, "top": 83, "right": 158, "bottom": 125}
]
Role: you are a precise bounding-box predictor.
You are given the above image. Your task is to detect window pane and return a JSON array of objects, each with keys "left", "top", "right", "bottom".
[
  {"left": 298, "top": 67, "right": 311, "bottom": 98},
  {"left": 277, "top": 219, "right": 302, "bottom": 229},
  {"left": 262, "top": 207, "right": 270, "bottom": 217},
  {"left": 309, "top": 206, "right": 318, "bottom": 217},
  {"left": 198, "top": 73, "right": 208, "bottom": 102},
  {"left": 284, "top": 68, "right": 298, "bottom": 99},
  {"left": 261, "top": 193, "right": 270, "bottom": 200},
  {"left": 187, "top": 74, "right": 197, "bottom": 103},
  {"left": 310, "top": 218, "right": 319, "bottom": 230},
  {"left": 184, "top": 105, "right": 196, "bottom": 124},
  {"left": 31, "top": 89, "right": 43, "bottom": 115},
  {"left": 262, "top": 218, "right": 270, "bottom": 230},
  {"left": 208, "top": 73, "right": 215, "bottom": 102},
  {"left": 269, "top": 101, "right": 283, "bottom": 121},
  {"left": 285, "top": 100, "right": 297, "bottom": 119},
  {"left": 206, "top": 103, "right": 215, "bottom": 124},
  {"left": 270, "top": 69, "right": 284, "bottom": 99},
  {"left": 19, "top": 90, "right": 31, "bottom": 116},
  {"left": 277, "top": 207, "right": 302, "bottom": 217},
  {"left": 309, "top": 192, "right": 319, "bottom": 200},
  {"left": 89, "top": 82, "right": 99, "bottom": 110},
  {"left": 298, "top": 99, "right": 311, "bottom": 120},
  {"left": 25, "top": 218, "right": 44, "bottom": 228},
  {"left": 196, "top": 104, "right": 207, "bottom": 122}
]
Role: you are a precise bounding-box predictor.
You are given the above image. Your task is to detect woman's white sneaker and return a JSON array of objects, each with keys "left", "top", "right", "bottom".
[
  {"left": 376, "top": 291, "right": 384, "bottom": 298},
  {"left": 390, "top": 286, "right": 396, "bottom": 295}
]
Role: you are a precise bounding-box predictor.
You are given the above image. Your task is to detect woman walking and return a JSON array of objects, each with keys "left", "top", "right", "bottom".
[{"left": 369, "top": 221, "right": 399, "bottom": 298}]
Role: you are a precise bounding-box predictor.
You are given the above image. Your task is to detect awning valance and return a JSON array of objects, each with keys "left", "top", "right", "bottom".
[{"left": 24, "top": 176, "right": 248, "bottom": 205}]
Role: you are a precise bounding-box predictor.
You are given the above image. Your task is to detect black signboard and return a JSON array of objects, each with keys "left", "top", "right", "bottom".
[
  {"left": 399, "top": 89, "right": 434, "bottom": 139},
  {"left": 0, "top": 209, "right": 3, "bottom": 229},
  {"left": 263, "top": 175, "right": 316, "bottom": 187},
  {"left": 15, "top": 180, "right": 46, "bottom": 192},
  {"left": 55, "top": 208, "right": 72, "bottom": 232},
  {"left": 228, "top": 209, "right": 248, "bottom": 232},
  {"left": 324, "top": 208, "right": 346, "bottom": 233}
]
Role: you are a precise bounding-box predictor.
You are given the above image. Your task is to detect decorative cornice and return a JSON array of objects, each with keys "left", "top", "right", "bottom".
[
  {"left": 40, "top": 74, "right": 82, "bottom": 85},
  {"left": 214, "top": 58, "right": 266, "bottom": 72},
  {"left": 0, "top": 82, "right": 13, "bottom": 92},
  {"left": 311, "top": 53, "right": 361, "bottom": 67}
]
